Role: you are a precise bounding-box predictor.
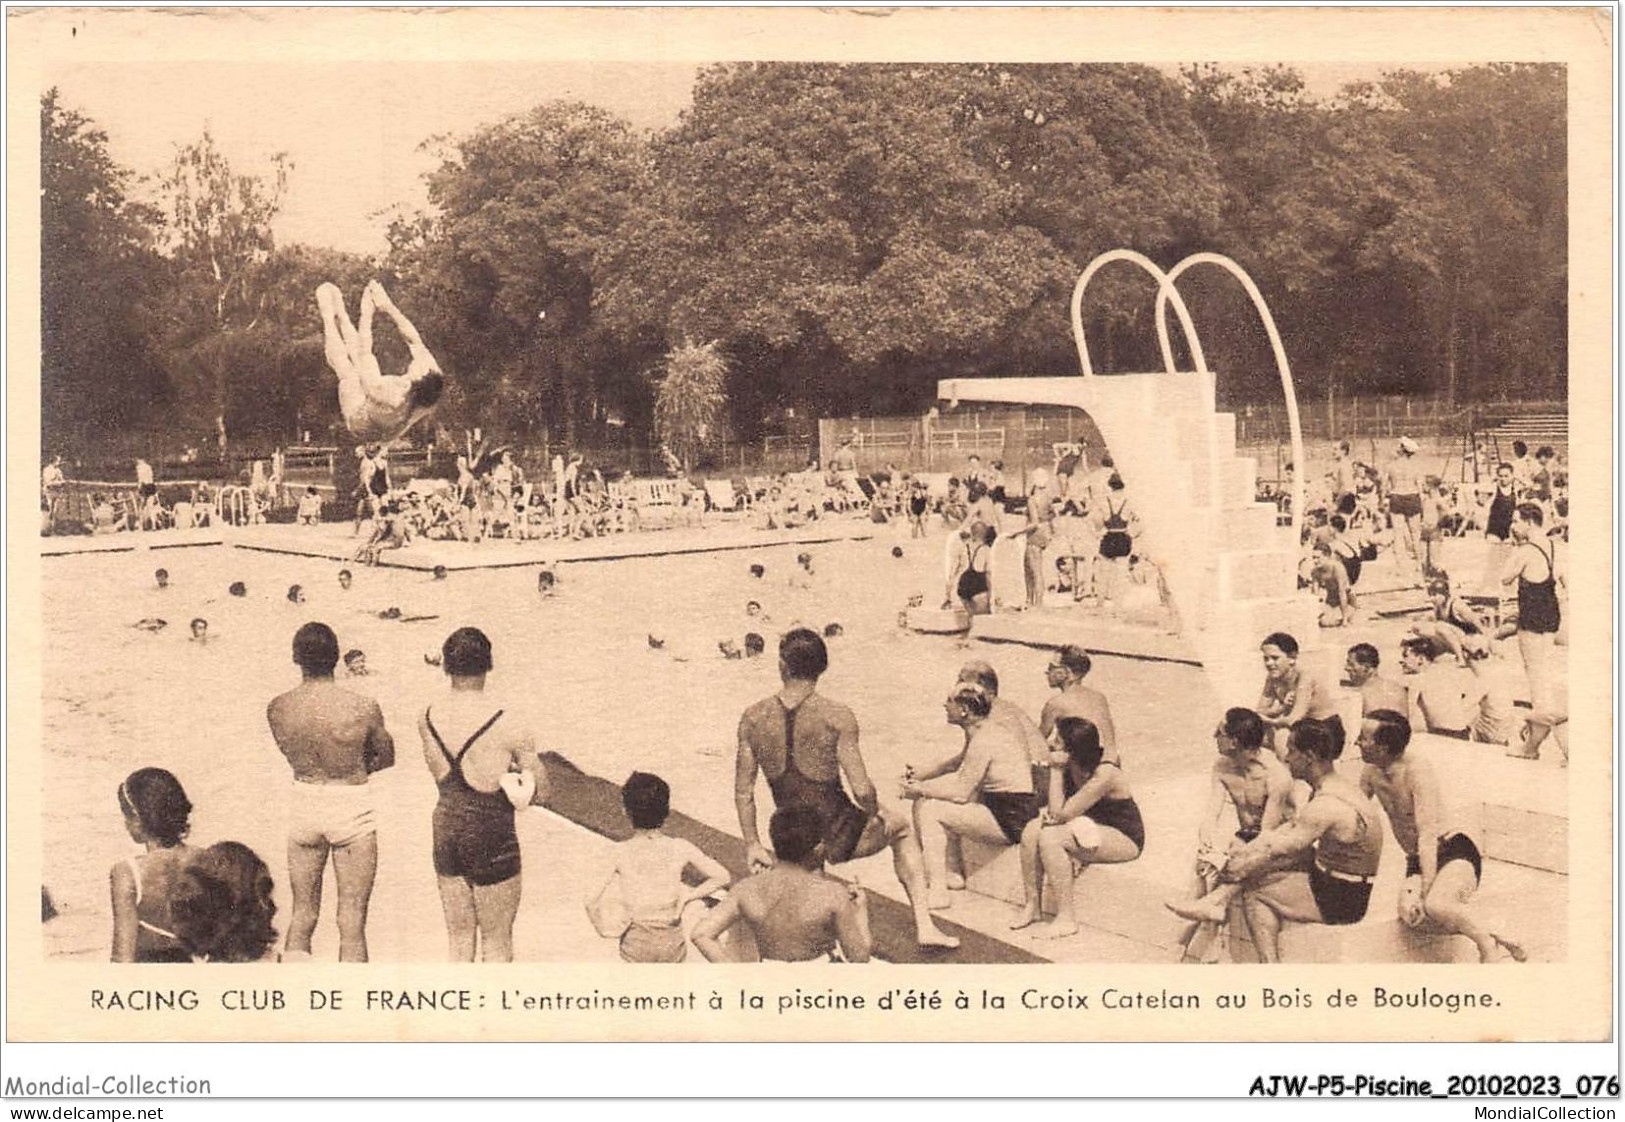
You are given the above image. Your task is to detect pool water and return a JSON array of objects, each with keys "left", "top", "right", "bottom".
[{"left": 40, "top": 527, "right": 1216, "bottom": 961}]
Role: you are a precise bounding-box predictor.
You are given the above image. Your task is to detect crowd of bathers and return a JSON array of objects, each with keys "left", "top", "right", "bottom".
[
  {"left": 105, "top": 599, "right": 1543, "bottom": 965},
  {"left": 1282, "top": 437, "right": 1568, "bottom": 629}
]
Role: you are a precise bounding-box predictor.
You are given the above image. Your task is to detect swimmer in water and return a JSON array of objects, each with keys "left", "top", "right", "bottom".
[
  {"left": 344, "top": 649, "right": 370, "bottom": 677},
  {"left": 133, "top": 618, "right": 168, "bottom": 632},
  {"left": 316, "top": 280, "right": 445, "bottom": 443},
  {"left": 537, "top": 569, "right": 557, "bottom": 597},
  {"left": 189, "top": 618, "right": 209, "bottom": 643},
  {"left": 743, "top": 633, "right": 765, "bottom": 658},
  {"left": 433, "top": 565, "right": 448, "bottom": 581},
  {"left": 337, "top": 569, "right": 353, "bottom": 592},
  {"left": 823, "top": 622, "right": 843, "bottom": 638},
  {"left": 229, "top": 582, "right": 247, "bottom": 598},
  {"left": 749, "top": 564, "right": 766, "bottom": 579},
  {"left": 154, "top": 568, "right": 169, "bottom": 590},
  {"left": 287, "top": 584, "right": 305, "bottom": 604}
]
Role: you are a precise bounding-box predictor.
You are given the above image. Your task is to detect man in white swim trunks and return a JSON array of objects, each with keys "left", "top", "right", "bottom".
[
  {"left": 267, "top": 622, "right": 395, "bottom": 962},
  {"left": 316, "top": 279, "right": 445, "bottom": 443},
  {"left": 1385, "top": 436, "right": 1426, "bottom": 579}
]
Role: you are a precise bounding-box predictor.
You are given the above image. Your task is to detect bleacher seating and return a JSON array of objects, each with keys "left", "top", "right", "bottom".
[{"left": 1484, "top": 412, "right": 1568, "bottom": 462}]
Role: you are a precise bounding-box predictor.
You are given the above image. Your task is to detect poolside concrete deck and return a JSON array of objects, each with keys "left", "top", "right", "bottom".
[{"left": 39, "top": 519, "right": 877, "bottom": 571}]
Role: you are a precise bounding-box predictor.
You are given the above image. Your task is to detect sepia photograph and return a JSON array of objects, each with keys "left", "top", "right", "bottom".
[{"left": 4, "top": 5, "right": 1613, "bottom": 1060}]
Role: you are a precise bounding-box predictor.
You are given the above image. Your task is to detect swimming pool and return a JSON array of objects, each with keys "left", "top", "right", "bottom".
[{"left": 39, "top": 526, "right": 1223, "bottom": 962}]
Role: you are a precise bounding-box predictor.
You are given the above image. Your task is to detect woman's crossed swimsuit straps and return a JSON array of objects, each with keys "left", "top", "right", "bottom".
[
  {"left": 956, "top": 539, "right": 989, "bottom": 600},
  {"left": 427, "top": 707, "right": 521, "bottom": 886}
]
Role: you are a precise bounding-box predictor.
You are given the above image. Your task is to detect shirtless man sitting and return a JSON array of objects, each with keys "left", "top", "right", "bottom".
[
  {"left": 692, "top": 806, "right": 872, "bottom": 963},
  {"left": 316, "top": 280, "right": 445, "bottom": 443},
  {"left": 734, "top": 628, "right": 957, "bottom": 949},
  {"left": 1358, "top": 710, "right": 1525, "bottom": 963},
  {"left": 959, "top": 660, "right": 1048, "bottom": 769},
  {"left": 1258, "top": 632, "right": 1345, "bottom": 758},
  {"left": 1166, "top": 707, "right": 1294, "bottom": 960},
  {"left": 1187, "top": 719, "right": 1383, "bottom": 963},
  {"left": 267, "top": 622, "right": 395, "bottom": 962}
]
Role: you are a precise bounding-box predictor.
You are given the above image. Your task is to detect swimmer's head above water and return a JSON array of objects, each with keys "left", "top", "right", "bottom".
[
  {"left": 286, "top": 584, "right": 304, "bottom": 604},
  {"left": 749, "top": 564, "right": 765, "bottom": 579},
  {"left": 743, "top": 633, "right": 765, "bottom": 658},
  {"left": 343, "top": 649, "right": 368, "bottom": 676},
  {"left": 228, "top": 582, "right": 247, "bottom": 597},
  {"left": 337, "top": 569, "right": 353, "bottom": 590},
  {"left": 154, "top": 568, "right": 169, "bottom": 589},
  {"left": 189, "top": 618, "right": 208, "bottom": 641},
  {"left": 432, "top": 565, "right": 448, "bottom": 581}
]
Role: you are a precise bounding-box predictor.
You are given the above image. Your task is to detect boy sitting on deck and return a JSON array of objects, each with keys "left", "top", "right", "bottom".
[{"left": 587, "top": 772, "right": 730, "bottom": 963}]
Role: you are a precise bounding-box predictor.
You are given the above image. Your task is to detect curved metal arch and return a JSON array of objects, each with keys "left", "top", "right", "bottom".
[
  {"left": 1070, "top": 249, "right": 1208, "bottom": 379},
  {"left": 1156, "top": 252, "right": 1305, "bottom": 542}
]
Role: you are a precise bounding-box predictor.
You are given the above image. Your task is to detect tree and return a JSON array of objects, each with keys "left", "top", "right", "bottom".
[
  {"left": 40, "top": 88, "right": 167, "bottom": 454},
  {"left": 1380, "top": 64, "right": 1566, "bottom": 401},
  {"left": 598, "top": 63, "right": 1226, "bottom": 426},
  {"left": 153, "top": 128, "right": 291, "bottom": 452},
  {"left": 386, "top": 101, "right": 652, "bottom": 445},
  {"left": 653, "top": 340, "right": 728, "bottom": 473}
]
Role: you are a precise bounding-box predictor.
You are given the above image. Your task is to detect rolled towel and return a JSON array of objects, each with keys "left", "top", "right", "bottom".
[{"left": 499, "top": 770, "right": 536, "bottom": 810}]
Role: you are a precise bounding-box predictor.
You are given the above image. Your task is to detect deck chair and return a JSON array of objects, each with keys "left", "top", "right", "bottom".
[{"left": 704, "top": 478, "right": 743, "bottom": 515}]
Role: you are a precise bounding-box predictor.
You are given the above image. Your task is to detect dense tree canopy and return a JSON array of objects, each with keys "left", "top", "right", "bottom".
[
  {"left": 40, "top": 89, "right": 168, "bottom": 447},
  {"left": 40, "top": 62, "right": 1567, "bottom": 461}
]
